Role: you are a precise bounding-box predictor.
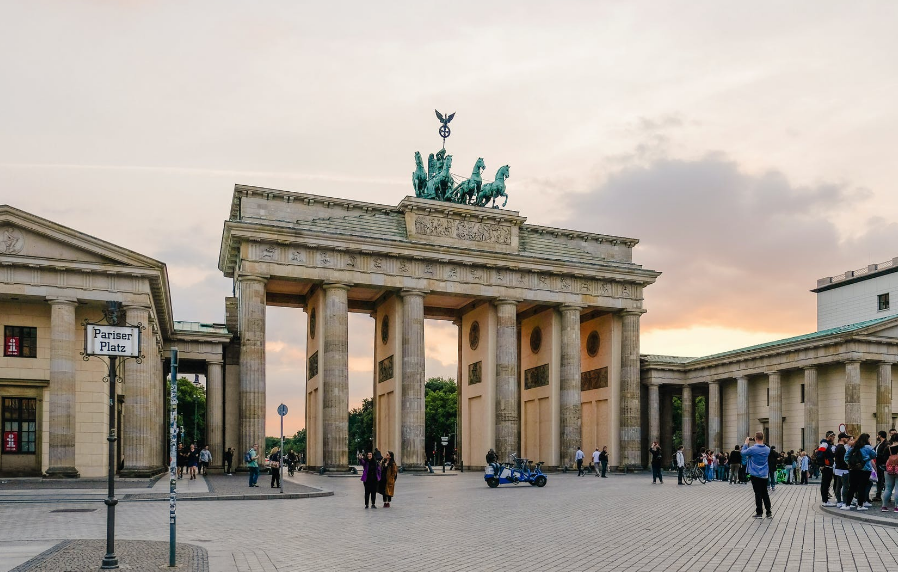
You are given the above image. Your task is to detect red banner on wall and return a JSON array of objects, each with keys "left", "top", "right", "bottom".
[
  {"left": 3, "top": 431, "right": 17, "bottom": 452},
  {"left": 4, "top": 336, "right": 20, "bottom": 357}
]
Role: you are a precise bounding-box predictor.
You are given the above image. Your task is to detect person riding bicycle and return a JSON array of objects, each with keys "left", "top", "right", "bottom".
[
  {"left": 286, "top": 449, "right": 298, "bottom": 473},
  {"left": 486, "top": 448, "right": 501, "bottom": 477}
]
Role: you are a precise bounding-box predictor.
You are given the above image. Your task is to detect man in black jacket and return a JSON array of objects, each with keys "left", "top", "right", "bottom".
[
  {"left": 817, "top": 431, "right": 836, "bottom": 506},
  {"left": 874, "top": 431, "right": 889, "bottom": 502},
  {"left": 728, "top": 445, "right": 742, "bottom": 484},
  {"left": 834, "top": 432, "right": 850, "bottom": 507}
]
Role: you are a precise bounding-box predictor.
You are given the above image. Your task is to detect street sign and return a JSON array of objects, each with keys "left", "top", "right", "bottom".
[
  {"left": 441, "top": 436, "right": 449, "bottom": 446},
  {"left": 84, "top": 324, "right": 141, "bottom": 357},
  {"left": 277, "top": 404, "right": 288, "bottom": 417}
]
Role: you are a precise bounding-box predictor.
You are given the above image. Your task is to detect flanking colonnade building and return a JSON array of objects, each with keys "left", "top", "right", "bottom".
[{"left": 642, "top": 257, "right": 898, "bottom": 463}]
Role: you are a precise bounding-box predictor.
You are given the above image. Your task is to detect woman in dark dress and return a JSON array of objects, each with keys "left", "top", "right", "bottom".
[
  {"left": 177, "top": 444, "right": 189, "bottom": 480},
  {"left": 358, "top": 451, "right": 382, "bottom": 509},
  {"left": 186, "top": 444, "right": 200, "bottom": 480},
  {"left": 269, "top": 446, "right": 281, "bottom": 488}
]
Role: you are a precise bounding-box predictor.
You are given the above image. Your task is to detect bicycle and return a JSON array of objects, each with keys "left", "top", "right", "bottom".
[{"left": 683, "top": 462, "right": 707, "bottom": 485}]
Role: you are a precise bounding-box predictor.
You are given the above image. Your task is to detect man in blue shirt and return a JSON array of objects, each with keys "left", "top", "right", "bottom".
[{"left": 742, "top": 432, "right": 772, "bottom": 519}]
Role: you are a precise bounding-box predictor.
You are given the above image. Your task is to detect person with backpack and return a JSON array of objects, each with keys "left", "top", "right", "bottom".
[
  {"left": 742, "top": 432, "right": 772, "bottom": 519},
  {"left": 817, "top": 431, "right": 836, "bottom": 505},
  {"left": 840, "top": 433, "right": 876, "bottom": 511},
  {"left": 881, "top": 433, "right": 898, "bottom": 512},
  {"left": 246, "top": 443, "right": 260, "bottom": 488}
]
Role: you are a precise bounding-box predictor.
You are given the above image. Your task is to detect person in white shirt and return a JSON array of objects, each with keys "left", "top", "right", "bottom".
[
  {"left": 676, "top": 445, "right": 686, "bottom": 485},
  {"left": 592, "top": 448, "right": 601, "bottom": 477},
  {"left": 575, "top": 447, "right": 585, "bottom": 476}
]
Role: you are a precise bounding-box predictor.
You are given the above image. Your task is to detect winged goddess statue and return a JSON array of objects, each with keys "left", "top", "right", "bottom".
[{"left": 435, "top": 109, "right": 455, "bottom": 148}]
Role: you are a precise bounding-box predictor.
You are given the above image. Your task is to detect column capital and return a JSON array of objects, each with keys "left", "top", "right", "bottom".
[
  {"left": 708, "top": 380, "right": 719, "bottom": 386},
  {"left": 764, "top": 371, "right": 781, "bottom": 376},
  {"left": 399, "top": 289, "right": 427, "bottom": 298},
  {"left": 122, "top": 303, "right": 151, "bottom": 311},
  {"left": 620, "top": 308, "right": 647, "bottom": 317},
  {"left": 735, "top": 374, "right": 749, "bottom": 380},
  {"left": 801, "top": 365, "right": 818, "bottom": 371},
  {"left": 843, "top": 359, "right": 862, "bottom": 365},
  {"left": 206, "top": 359, "right": 224, "bottom": 366},
  {"left": 558, "top": 303, "right": 584, "bottom": 312},
  {"left": 322, "top": 282, "right": 351, "bottom": 291},
  {"left": 46, "top": 296, "right": 78, "bottom": 306},
  {"left": 237, "top": 273, "right": 269, "bottom": 284},
  {"left": 878, "top": 360, "right": 896, "bottom": 366}
]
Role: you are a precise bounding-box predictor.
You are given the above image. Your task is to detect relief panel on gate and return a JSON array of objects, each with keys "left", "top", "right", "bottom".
[
  {"left": 308, "top": 351, "right": 319, "bottom": 380},
  {"left": 580, "top": 367, "right": 608, "bottom": 391},
  {"left": 468, "top": 361, "right": 482, "bottom": 385},
  {"left": 378, "top": 355, "right": 394, "bottom": 383},
  {"left": 524, "top": 364, "right": 550, "bottom": 389}
]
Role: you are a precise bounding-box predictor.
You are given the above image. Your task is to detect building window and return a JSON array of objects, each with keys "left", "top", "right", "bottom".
[
  {"left": 801, "top": 428, "right": 806, "bottom": 452},
  {"left": 766, "top": 388, "right": 769, "bottom": 406},
  {"left": 878, "top": 293, "right": 890, "bottom": 311},
  {"left": 800, "top": 384, "right": 805, "bottom": 404},
  {"left": 3, "top": 397, "right": 37, "bottom": 453},
  {"left": 4, "top": 326, "right": 37, "bottom": 358}
]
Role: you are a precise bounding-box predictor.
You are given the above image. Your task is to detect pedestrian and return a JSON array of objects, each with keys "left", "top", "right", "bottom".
[
  {"left": 177, "top": 443, "right": 188, "bottom": 480},
  {"left": 676, "top": 445, "right": 685, "bottom": 485},
  {"left": 380, "top": 451, "right": 398, "bottom": 507},
  {"left": 224, "top": 447, "right": 234, "bottom": 475},
  {"left": 199, "top": 445, "right": 211, "bottom": 476},
  {"left": 841, "top": 433, "right": 876, "bottom": 511},
  {"left": 874, "top": 431, "right": 889, "bottom": 502},
  {"left": 575, "top": 446, "right": 585, "bottom": 476},
  {"left": 881, "top": 433, "right": 898, "bottom": 512},
  {"left": 729, "top": 445, "right": 742, "bottom": 484},
  {"left": 767, "top": 446, "right": 779, "bottom": 490},
  {"left": 358, "top": 451, "right": 381, "bottom": 509},
  {"left": 247, "top": 443, "right": 260, "bottom": 487},
  {"left": 486, "top": 448, "right": 500, "bottom": 477},
  {"left": 800, "top": 451, "right": 809, "bottom": 484},
  {"left": 268, "top": 446, "right": 281, "bottom": 488},
  {"left": 741, "top": 432, "right": 772, "bottom": 519},
  {"left": 650, "top": 441, "right": 663, "bottom": 484},
  {"left": 834, "top": 433, "right": 850, "bottom": 507},
  {"left": 592, "top": 448, "right": 601, "bottom": 477},
  {"left": 784, "top": 450, "right": 795, "bottom": 484},
  {"left": 817, "top": 431, "right": 835, "bottom": 504},
  {"left": 186, "top": 444, "right": 199, "bottom": 480},
  {"left": 717, "top": 451, "right": 727, "bottom": 482},
  {"left": 599, "top": 446, "right": 609, "bottom": 478}
]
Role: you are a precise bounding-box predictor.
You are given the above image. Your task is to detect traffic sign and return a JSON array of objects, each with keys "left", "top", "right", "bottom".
[{"left": 277, "top": 404, "right": 288, "bottom": 417}]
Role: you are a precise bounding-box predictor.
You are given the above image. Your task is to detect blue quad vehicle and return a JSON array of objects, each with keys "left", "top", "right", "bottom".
[{"left": 484, "top": 454, "right": 548, "bottom": 488}]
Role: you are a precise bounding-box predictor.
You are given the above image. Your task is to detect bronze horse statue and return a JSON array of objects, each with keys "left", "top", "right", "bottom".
[
  {"left": 425, "top": 155, "right": 453, "bottom": 200},
  {"left": 476, "top": 165, "right": 509, "bottom": 208},
  {"left": 412, "top": 151, "right": 427, "bottom": 197},
  {"left": 450, "top": 157, "right": 485, "bottom": 204}
]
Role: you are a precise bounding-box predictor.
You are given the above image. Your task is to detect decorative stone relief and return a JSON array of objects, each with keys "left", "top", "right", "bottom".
[
  {"left": 468, "top": 361, "right": 482, "bottom": 385},
  {"left": 538, "top": 274, "right": 548, "bottom": 287},
  {"left": 560, "top": 277, "right": 571, "bottom": 291},
  {"left": 261, "top": 245, "right": 277, "bottom": 260},
  {"left": 319, "top": 251, "right": 331, "bottom": 266},
  {"left": 524, "top": 364, "right": 549, "bottom": 389},
  {"left": 600, "top": 282, "right": 610, "bottom": 296},
  {"left": 424, "top": 263, "right": 434, "bottom": 275},
  {"left": 581, "top": 367, "right": 608, "bottom": 391},
  {"left": 381, "top": 314, "right": 389, "bottom": 344},
  {"left": 580, "top": 280, "right": 590, "bottom": 292},
  {"left": 495, "top": 269, "right": 504, "bottom": 282},
  {"left": 586, "top": 331, "right": 600, "bottom": 357},
  {"left": 470, "top": 267, "right": 482, "bottom": 281},
  {"left": 399, "top": 260, "right": 410, "bottom": 274},
  {"left": 622, "top": 284, "right": 631, "bottom": 297},
  {"left": 308, "top": 351, "right": 319, "bottom": 380},
  {"left": 1, "top": 227, "right": 24, "bottom": 255},
  {"left": 378, "top": 355, "right": 394, "bottom": 382},
  {"left": 309, "top": 308, "right": 316, "bottom": 339},
  {"left": 530, "top": 326, "right": 542, "bottom": 354},
  {"left": 469, "top": 321, "right": 480, "bottom": 350},
  {"left": 373, "top": 257, "right": 383, "bottom": 270},
  {"left": 290, "top": 250, "right": 304, "bottom": 263},
  {"left": 346, "top": 254, "right": 357, "bottom": 268},
  {"left": 448, "top": 266, "right": 458, "bottom": 279},
  {"left": 414, "top": 215, "right": 512, "bottom": 245}
]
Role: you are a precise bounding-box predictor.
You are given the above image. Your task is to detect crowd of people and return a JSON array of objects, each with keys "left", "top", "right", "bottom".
[{"left": 175, "top": 443, "right": 213, "bottom": 480}]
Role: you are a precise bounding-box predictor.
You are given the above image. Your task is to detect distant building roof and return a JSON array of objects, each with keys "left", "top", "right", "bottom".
[
  {"left": 173, "top": 321, "right": 230, "bottom": 336},
  {"left": 813, "top": 256, "right": 898, "bottom": 292}
]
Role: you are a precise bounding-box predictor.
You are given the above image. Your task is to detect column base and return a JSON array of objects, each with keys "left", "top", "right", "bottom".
[
  {"left": 44, "top": 466, "right": 80, "bottom": 479},
  {"left": 119, "top": 466, "right": 168, "bottom": 478},
  {"left": 399, "top": 465, "right": 430, "bottom": 473}
]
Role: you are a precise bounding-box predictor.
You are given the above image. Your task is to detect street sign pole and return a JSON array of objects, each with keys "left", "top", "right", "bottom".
[
  {"left": 277, "top": 404, "right": 288, "bottom": 494},
  {"left": 169, "top": 348, "right": 178, "bottom": 567},
  {"left": 101, "top": 353, "right": 118, "bottom": 569}
]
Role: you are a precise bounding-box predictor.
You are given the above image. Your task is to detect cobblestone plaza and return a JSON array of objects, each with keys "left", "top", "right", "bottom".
[{"left": 4, "top": 472, "right": 898, "bottom": 571}]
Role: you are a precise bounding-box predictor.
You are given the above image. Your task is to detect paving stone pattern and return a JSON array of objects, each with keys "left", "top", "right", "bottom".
[
  {"left": 3, "top": 473, "right": 898, "bottom": 571},
  {"left": 9, "top": 539, "right": 207, "bottom": 572}
]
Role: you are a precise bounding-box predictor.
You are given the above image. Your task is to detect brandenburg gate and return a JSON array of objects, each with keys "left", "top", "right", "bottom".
[{"left": 219, "top": 184, "right": 659, "bottom": 470}]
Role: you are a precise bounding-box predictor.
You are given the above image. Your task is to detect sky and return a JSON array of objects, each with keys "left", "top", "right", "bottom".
[{"left": 2, "top": 2, "right": 897, "bottom": 435}]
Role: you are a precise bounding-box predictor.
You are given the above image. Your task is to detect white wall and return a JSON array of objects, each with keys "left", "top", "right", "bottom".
[{"left": 817, "top": 272, "right": 898, "bottom": 330}]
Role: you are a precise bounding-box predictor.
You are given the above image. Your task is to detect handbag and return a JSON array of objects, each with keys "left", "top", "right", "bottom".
[
  {"left": 269, "top": 460, "right": 280, "bottom": 469},
  {"left": 869, "top": 466, "right": 878, "bottom": 482}
]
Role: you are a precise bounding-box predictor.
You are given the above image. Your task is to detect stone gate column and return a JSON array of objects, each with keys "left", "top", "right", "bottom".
[
  {"left": 400, "top": 290, "right": 426, "bottom": 468},
  {"left": 647, "top": 383, "right": 660, "bottom": 446},
  {"left": 206, "top": 360, "right": 224, "bottom": 470},
  {"left": 495, "top": 299, "right": 519, "bottom": 462},
  {"left": 845, "top": 360, "right": 862, "bottom": 438},
  {"left": 708, "top": 381, "right": 720, "bottom": 452},
  {"left": 620, "top": 310, "right": 644, "bottom": 468},
  {"left": 767, "top": 371, "right": 782, "bottom": 451},
  {"left": 238, "top": 275, "right": 267, "bottom": 466},
  {"left": 122, "top": 304, "right": 156, "bottom": 476},
  {"left": 46, "top": 297, "right": 79, "bottom": 478},
  {"left": 323, "top": 283, "right": 350, "bottom": 469},
  {"left": 736, "top": 376, "right": 749, "bottom": 440},
  {"left": 803, "top": 367, "right": 818, "bottom": 446},
  {"left": 682, "top": 384, "right": 693, "bottom": 463},
  {"left": 877, "top": 362, "right": 893, "bottom": 434}
]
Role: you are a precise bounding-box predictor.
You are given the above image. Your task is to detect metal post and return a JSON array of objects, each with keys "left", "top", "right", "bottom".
[
  {"left": 169, "top": 349, "right": 178, "bottom": 567},
  {"left": 101, "top": 355, "right": 119, "bottom": 569},
  {"left": 279, "top": 413, "right": 285, "bottom": 494}
]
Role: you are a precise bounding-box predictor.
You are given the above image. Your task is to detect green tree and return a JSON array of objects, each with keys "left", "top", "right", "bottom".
[
  {"left": 265, "top": 428, "right": 306, "bottom": 457},
  {"left": 425, "top": 377, "right": 457, "bottom": 464},
  {"left": 695, "top": 396, "right": 707, "bottom": 451},
  {"left": 165, "top": 377, "right": 206, "bottom": 447},
  {"left": 348, "top": 397, "right": 374, "bottom": 458}
]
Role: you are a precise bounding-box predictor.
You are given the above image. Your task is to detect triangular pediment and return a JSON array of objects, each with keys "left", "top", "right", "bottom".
[{"left": 0, "top": 205, "right": 163, "bottom": 270}]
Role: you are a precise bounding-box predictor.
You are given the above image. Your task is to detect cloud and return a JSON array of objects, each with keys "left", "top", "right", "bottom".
[{"left": 564, "top": 150, "right": 898, "bottom": 334}]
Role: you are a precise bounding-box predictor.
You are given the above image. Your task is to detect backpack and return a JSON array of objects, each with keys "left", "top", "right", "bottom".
[
  {"left": 244, "top": 450, "right": 253, "bottom": 463},
  {"left": 887, "top": 449, "right": 898, "bottom": 476},
  {"left": 847, "top": 447, "right": 864, "bottom": 471}
]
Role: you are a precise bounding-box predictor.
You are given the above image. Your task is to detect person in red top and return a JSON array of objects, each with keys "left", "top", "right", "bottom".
[{"left": 817, "top": 431, "right": 836, "bottom": 506}]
